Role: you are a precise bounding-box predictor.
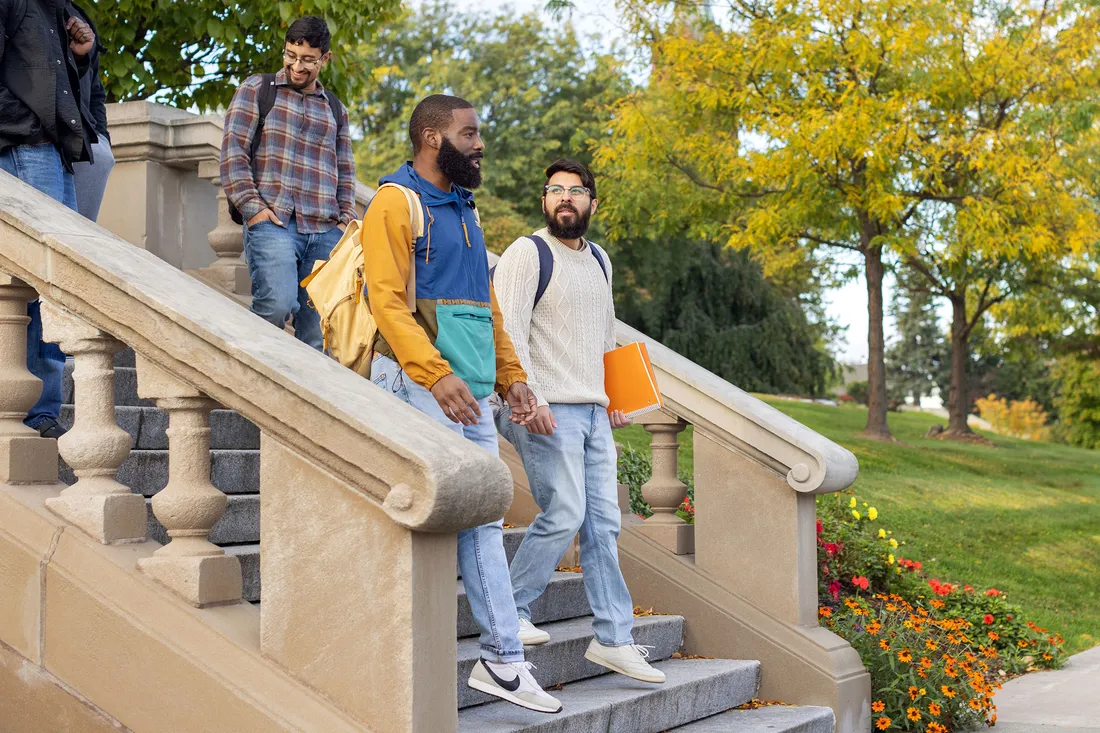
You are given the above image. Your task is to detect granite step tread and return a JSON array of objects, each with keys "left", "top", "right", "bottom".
[
  {"left": 222, "top": 543, "right": 261, "bottom": 602},
  {"left": 669, "top": 705, "right": 835, "bottom": 733},
  {"left": 457, "top": 658, "right": 760, "bottom": 733},
  {"left": 146, "top": 494, "right": 258, "bottom": 546},
  {"left": 59, "top": 405, "right": 259, "bottom": 451},
  {"left": 61, "top": 449, "right": 260, "bottom": 497},
  {"left": 459, "top": 572, "right": 590, "bottom": 637},
  {"left": 458, "top": 614, "right": 684, "bottom": 709}
]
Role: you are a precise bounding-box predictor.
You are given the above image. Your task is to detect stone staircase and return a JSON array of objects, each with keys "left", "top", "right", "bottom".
[{"left": 59, "top": 349, "right": 836, "bottom": 733}]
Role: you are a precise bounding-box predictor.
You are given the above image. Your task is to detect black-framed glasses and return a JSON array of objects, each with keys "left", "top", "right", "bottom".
[
  {"left": 544, "top": 184, "right": 592, "bottom": 199},
  {"left": 283, "top": 50, "right": 322, "bottom": 69}
]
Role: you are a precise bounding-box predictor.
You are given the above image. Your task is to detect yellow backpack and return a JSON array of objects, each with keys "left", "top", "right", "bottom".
[{"left": 300, "top": 183, "right": 425, "bottom": 376}]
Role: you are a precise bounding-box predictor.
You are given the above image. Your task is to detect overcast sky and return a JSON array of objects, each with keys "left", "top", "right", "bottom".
[{"left": 437, "top": 0, "right": 883, "bottom": 363}]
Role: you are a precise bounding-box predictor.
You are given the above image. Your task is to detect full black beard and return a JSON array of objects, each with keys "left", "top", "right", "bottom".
[
  {"left": 544, "top": 201, "right": 591, "bottom": 240},
  {"left": 437, "top": 137, "right": 482, "bottom": 189}
]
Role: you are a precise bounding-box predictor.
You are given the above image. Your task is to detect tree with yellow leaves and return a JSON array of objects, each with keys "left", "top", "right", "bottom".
[{"left": 592, "top": 0, "right": 1100, "bottom": 440}]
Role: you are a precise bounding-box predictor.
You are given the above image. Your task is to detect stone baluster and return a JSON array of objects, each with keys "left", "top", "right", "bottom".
[
  {"left": 40, "top": 303, "right": 145, "bottom": 543},
  {"left": 638, "top": 410, "right": 694, "bottom": 554},
  {"left": 0, "top": 275, "right": 56, "bottom": 483},
  {"left": 135, "top": 355, "right": 241, "bottom": 607},
  {"left": 196, "top": 160, "right": 251, "bottom": 298}
]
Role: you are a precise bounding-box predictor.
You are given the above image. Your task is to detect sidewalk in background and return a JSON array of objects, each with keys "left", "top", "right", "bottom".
[{"left": 992, "top": 645, "right": 1100, "bottom": 732}]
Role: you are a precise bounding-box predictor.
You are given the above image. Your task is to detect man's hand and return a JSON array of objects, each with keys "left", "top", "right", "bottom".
[
  {"left": 609, "top": 410, "right": 632, "bottom": 429},
  {"left": 431, "top": 374, "right": 481, "bottom": 425},
  {"left": 247, "top": 209, "right": 285, "bottom": 228},
  {"left": 338, "top": 222, "right": 348, "bottom": 232},
  {"left": 526, "top": 405, "right": 557, "bottom": 436},
  {"left": 66, "top": 17, "right": 95, "bottom": 57},
  {"left": 505, "top": 382, "right": 538, "bottom": 427}
]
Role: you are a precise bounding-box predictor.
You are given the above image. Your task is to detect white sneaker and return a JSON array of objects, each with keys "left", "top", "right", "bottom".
[
  {"left": 468, "top": 659, "right": 563, "bottom": 714},
  {"left": 518, "top": 618, "right": 551, "bottom": 646},
  {"left": 584, "top": 640, "right": 666, "bottom": 683}
]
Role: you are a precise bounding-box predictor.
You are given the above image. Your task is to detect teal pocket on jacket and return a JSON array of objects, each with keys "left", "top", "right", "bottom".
[{"left": 435, "top": 303, "right": 496, "bottom": 399}]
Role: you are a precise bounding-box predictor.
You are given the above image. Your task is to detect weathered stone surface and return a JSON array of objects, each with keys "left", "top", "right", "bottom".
[
  {"left": 147, "top": 493, "right": 258, "bottom": 545},
  {"left": 670, "top": 705, "right": 836, "bottom": 732},
  {"left": 61, "top": 449, "right": 261, "bottom": 496},
  {"left": 458, "top": 614, "right": 684, "bottom": 708},
  {"left": 59, "top": 406, "right": 259, "bottom": 451},
  {"left": 458, "top": 572, "right": 590, "bottom": 638},
  {"left": 457, "top": 658, "right": 759, "bottom": 733}
]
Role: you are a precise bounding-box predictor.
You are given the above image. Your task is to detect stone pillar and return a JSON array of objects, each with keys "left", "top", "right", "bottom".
[
  {"left": 135, "top": 356, "right": 241, "bottom": 607},
  {"left": 0, "top": 275, "right": 57, "bottom": 483},
  {"left": 195, "top": 160, "right": 250, "bottom": 298},
  {"left": 41, "top": 303, "right": 145, "bottom": 543},
  {"left": 638, "top": 411, "right": 694, "bottom": 554}
]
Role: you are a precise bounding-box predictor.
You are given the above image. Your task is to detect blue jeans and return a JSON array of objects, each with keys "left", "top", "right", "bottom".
[
  {"left": 0, "top": 144, "right": 77, "bottom": 429},
  {"left": 498, "top": 403, "right": 635, "bottom": 647},
  {"left": 370, "top": 354, "right": 524, "bottom": 663},
  {"left": 241, "top": 215, "right": 341, "bottom": 350}
]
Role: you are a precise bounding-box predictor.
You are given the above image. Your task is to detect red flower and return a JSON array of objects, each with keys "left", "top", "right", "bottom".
[
  {"left": 964, "top": 584, "right": 974, "bottom": 593},
  {"left": 824, "top": 543, "right": 841, "bottom": 557},
  {"left": 852, "top": 576, "right": 870, "bottom": 590},
  {"left": 816, "top": 519, "right": 823, "bottom": 535},
  {"left": 983, "top": 614, "right": 994, "bottom": 625},
  {"left": 986, "top": 588, "right": 1002, "bottom": 597},
  {"left": 828, "top": 580, "right": 841, "bottom": 601}
]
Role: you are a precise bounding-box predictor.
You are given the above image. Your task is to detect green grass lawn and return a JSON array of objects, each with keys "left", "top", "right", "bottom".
[{"left": 618, "top": 403, "right": 1100, "bottom": 654}]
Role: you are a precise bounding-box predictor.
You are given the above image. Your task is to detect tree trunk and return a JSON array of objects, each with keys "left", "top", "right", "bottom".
[
  {"left": 945, "top": 294, "right": 974, "bottom": 436},
  {"left": 861, "top": 245, "right": 894, "bottom": 440}
]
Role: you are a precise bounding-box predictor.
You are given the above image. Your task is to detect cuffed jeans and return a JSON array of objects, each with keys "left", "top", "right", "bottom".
[
  {"left": 242, "top": 215, "right": 341, "bottom": 350},
  {"left": 498, "top": 403, "right": 635, "bottom": 647},
  {"left": 370, "top": 354, "right": 525, "bottom": 663},
  {"left": 0, "top": 144, "right": 77, "bottom": 429}
]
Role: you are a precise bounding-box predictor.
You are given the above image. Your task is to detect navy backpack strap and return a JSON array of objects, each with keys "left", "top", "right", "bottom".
[
  {"left": 588, "top": 242, "right": 608, "bottom": 282},
  {"left": 529, "top": 235, "right": 555, "bottom": 308},
  {"left": 248, "top": 74, "right": 278, "bottom": 161}
]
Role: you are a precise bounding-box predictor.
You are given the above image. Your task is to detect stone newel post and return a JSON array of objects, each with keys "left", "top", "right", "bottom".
[
  {"left": 638, "top": 410, "right": 694, "bottom": 554},
  {"left": 0, "top": 275, "right": 57, "bottom": 483},
  {"left": 196, "top": 160, "right": 250, "bottom": 298},
  {"left": 41, "top": 303, "right": 145, "bottom": 543},
  {"left": 135, "top": 356, "right": 241, "bottom": 607}
]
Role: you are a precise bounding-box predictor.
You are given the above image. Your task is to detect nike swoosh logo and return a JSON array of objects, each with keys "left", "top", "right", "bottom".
[{"left": 482, "top": 660, "right": 521, "bottom": 692}]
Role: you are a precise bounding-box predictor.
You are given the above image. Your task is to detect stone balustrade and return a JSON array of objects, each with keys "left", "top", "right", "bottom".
[{"left": 0, "top": 170, "right": 512, "bottom": 732}]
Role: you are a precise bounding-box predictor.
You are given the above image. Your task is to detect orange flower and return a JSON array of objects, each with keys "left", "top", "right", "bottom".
[
  {"left": 920, "top": 657, "right": 933, "bottom": 669},
  {"left": 875, "top": 716, "right": 892, "bottom": 730},
  {"left": 987, "top": 631, "right": 999, "bottom": 641},
  {"left": 879, "top": 639, "right": 891, "bottom": 651},
  {"left": 925, "top": 639, "right": 938, "bottom": 651},
  {"left": 969, "top": 698, "right": 983, "bottom": 711},
  {"left": 928, "top": 701, "right": 941, "bottom": 717},
  {"left": 907, "top": 706, "right": 921, "bottom": 721},
  {"left": 1019, "top": 640, "right": 1030, "bottom": 648},
  {"left": 928, "top": 723, "right": 947, "bottom": 733},
  {"left": 942, "top": 685, "right": 956, "bottom": 698},
  {"left": 929, "top": 598, "right": 945, "bottom": 609},
  {"left": 818, "top": 606, "right": 832, "bottom": 618},
  {"left": 898, "top": 649, "right": 913, "bottom": 663},
  {"left": 872, "top": 700, "right": 885, "bottom": 713}
]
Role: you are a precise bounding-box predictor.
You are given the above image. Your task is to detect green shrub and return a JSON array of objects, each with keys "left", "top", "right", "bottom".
[
  {"left": 848, "top": 380, "right": 870, "bottom": 405},
  {"left": 1053, "top": 357, "right": 1100, "bottom": 450},
  {"left": 616, "top": 445, "right": 694, "bottom": 521}
]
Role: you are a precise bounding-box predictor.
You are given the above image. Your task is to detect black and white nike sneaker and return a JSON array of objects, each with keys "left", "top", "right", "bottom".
[{"left": 467, "top": 659, "right": 563, "bottom": 713}]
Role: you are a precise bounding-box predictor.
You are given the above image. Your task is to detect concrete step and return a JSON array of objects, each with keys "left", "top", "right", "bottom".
[
  {"left": 146, "top": 494, "right": 258, "bottom": 546},
  {"left": 59, "top": 406, "right": 259, "bottom": 451},
  {"left": 459, "top": 572, "right": 590, "bottom": 638},
  {"left": 112, "top": 350, "right": 135, "bottom": 368},
  {"left": 457, "top": 658, "right": 759, "bottom": 733},
  {"left": 224, "top": 544, "right": 261, "bottom": 602},
  {"left": 60, "top": 450, "right": 260, "bottom": 497},
  {"left": 458, "top": 614, "right": 684, "bottom": 709},
  {"left": 669, "top": 705, "right": 835, "bottom": 732},
  {"left": 458, "top": 527, "right": 528, "bottom": 579},
  {"left": 62, "top": 364, "right": 152, "bottom": 407}
]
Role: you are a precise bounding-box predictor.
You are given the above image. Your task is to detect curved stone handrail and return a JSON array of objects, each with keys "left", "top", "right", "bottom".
[
  {"left": 616, "top": 322, "right": 858, "bottom": 495},
  {"left": 0, "top": 172, "right": 512, "bottom": 532}
]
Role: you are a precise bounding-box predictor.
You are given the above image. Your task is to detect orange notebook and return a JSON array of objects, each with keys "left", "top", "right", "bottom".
[{"left": 604, "top": 342, "right": 663, "bottom": 419}]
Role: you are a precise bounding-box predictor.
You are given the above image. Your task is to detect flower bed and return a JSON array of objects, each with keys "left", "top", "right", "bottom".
[{"left": 817, "top": 492, "right": 1066, "bottom": 730}]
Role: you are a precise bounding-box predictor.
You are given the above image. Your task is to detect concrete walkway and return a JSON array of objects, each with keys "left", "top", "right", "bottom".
[{"left": 991, "top": 645, "right": 1100, "bottom": 733}]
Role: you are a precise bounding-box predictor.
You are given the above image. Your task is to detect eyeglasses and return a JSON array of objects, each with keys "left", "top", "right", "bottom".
[
  {"left": 283, "top": 50, "right": 323, "bottom": 69},
  {"left": 544, "top": 184, "right": 592, "bottom": 199}
]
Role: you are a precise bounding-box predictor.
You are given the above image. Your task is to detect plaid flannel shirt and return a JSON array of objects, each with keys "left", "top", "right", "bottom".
[{"left": 220, "top": 70, "right": 356, "bottom": 234}]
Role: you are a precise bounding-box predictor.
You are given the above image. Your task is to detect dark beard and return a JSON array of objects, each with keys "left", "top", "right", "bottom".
[
  {"left": 437, "top": 137, "right": 482, "bottom": 189},
  {"left": 544, "top": 201, "right": 591, "bottom": 240}
]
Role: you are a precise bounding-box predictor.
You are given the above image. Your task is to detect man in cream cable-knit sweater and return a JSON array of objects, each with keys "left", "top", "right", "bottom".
[{"left": 494, "top": 159, "right": 665, "bottom": 684}]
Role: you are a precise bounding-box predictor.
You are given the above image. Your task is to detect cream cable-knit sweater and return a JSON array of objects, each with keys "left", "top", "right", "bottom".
[{"left": 495, "top": 229, "right": 615, "bottom": 408}]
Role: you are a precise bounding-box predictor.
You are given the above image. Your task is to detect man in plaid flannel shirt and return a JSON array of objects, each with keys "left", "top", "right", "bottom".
[{"left": 219, "top": 16, "right": 355, "bottom": 350}]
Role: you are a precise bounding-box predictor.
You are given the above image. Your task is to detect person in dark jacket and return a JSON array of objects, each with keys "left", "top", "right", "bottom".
[
  {"left": 1, "top": 0, "right": 98, "bottom": 439},
  {"left": 69, "top": 1, "right": 112, "bottom": 222}
]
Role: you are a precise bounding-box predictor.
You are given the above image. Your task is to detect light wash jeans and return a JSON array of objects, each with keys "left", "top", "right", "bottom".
[
  {"left": 72, "top": 138, "right": 114, "bottom": 221},
  {"left": 241, "top": 215, "right": 341, "bottom": 350},
  {"left": 0, "top": 144, "right": 77, "bottom": 429},
  {"left": 370, "top": 354, "right": 524, "bottom": 663},
  {"left": 498, "top": 403, "right": 635, "bottom": 646}
]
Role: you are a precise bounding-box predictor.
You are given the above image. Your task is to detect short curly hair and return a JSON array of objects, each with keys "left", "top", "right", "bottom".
[{"left": 409, "top": 95, "right": 475, "bottom": 154}]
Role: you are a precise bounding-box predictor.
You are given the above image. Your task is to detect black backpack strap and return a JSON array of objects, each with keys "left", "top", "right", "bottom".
[
  {"left": 588, "top": 242, "right": 609, "bottom": 282},
  {"left": 323, "top": 89, "right": 344, "bottom": 128},
  {"left": 529, "top": 235, "right": 555, "bottom": 308},
  {"left": 247, "top": 74, "right": 278, "bottom": 162}
]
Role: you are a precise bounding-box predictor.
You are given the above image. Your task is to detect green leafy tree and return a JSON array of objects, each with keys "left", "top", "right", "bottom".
[
  {"left": 1053, "top": 357, "right": 1100, "bottom": 450},
  {"left": 86, "top": 0, "right": 400, "bottom": 111},
  {"left": 886, "top": 285, "right": 946, "bottom": 407}
]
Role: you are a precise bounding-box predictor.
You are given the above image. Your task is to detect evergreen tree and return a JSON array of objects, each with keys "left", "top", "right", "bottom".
[{"left": 887, "top": 287, "right": 947, "bottom": 406}]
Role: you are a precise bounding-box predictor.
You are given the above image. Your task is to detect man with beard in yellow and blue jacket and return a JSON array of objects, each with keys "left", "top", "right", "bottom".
[{"left": 362, "top": 94, "right": 563, "bottom": 715}]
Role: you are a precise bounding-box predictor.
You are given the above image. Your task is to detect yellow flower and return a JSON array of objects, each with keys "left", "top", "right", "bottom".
[
  {"left": 852, "top": 510, "right": 862, "bottom": 520},
  {"left": 878, "top": 528, "right": 887, "bottom": 539},
  {"left": 868, "top": 507, "right": 878, "bottom": 520},
  {"left": 850, "top": 497, "right": 857, "bottom": 509},
  {"left": 889, "top": 538, "right": 898, "bottom": 549},
  {"left": 888, "top": 554, "right": 895, "bottom": 565}
]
